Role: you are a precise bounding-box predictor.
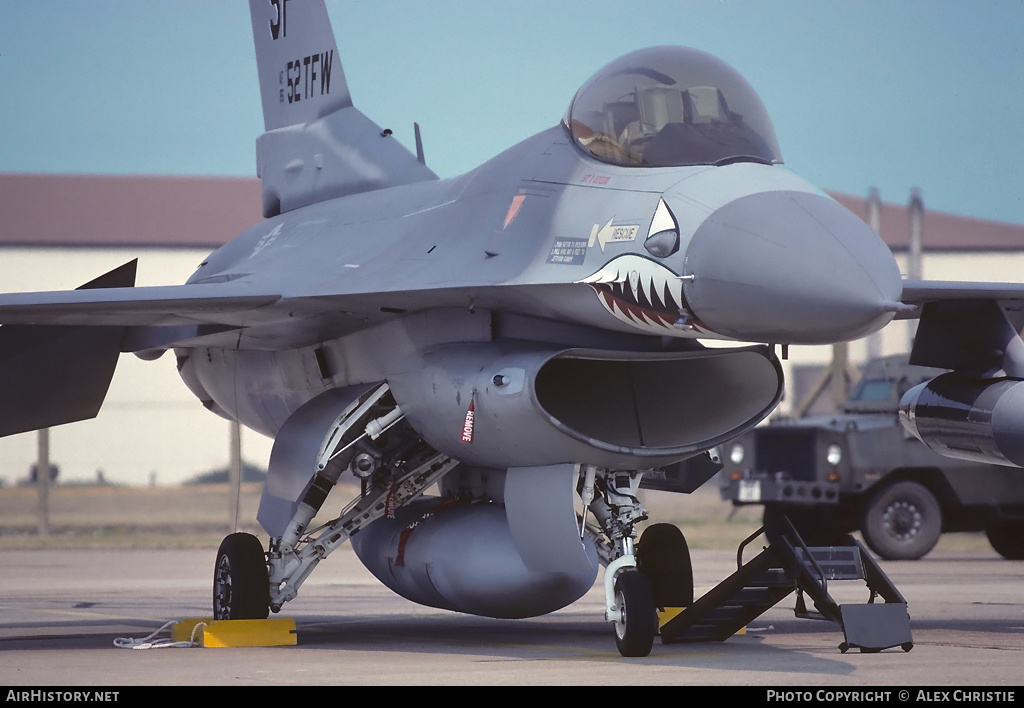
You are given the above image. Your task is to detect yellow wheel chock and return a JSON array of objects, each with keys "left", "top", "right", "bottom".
[{"left": 171, "top": 618, "right": 297, "bottom": 647}]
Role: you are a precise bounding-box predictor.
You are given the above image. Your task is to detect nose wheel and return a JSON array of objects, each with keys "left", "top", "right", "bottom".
[{"left": 611, "top": 569, "right": 657, "bottom": 657}]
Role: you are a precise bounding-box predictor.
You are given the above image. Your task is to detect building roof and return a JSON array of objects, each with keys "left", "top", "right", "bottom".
[
  {"left": 0, "top": 173, "right": 263, "bottom": 248},
  {"left": 830, "top": 191, "right": 1024, "bottom": 252},
  {"left": 2, "top": 172, "right": 1023, "bottom": 251}
]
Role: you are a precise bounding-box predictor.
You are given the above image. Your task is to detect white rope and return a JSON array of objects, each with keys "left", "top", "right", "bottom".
[{"left": 113, "top": 620, "right": 206, "bottom": 649}]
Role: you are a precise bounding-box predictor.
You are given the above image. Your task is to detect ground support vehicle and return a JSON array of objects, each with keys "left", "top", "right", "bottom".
[{"left": 721, "top": 355, "right": 1024, "bottom": 560}]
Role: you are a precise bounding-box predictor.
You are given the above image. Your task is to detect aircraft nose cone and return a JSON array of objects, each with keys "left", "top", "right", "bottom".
[{"left": 683, "top": 191, "right": 903, "bottom": 344}]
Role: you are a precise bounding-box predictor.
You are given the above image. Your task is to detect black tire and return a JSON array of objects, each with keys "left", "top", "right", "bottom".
[
  {"left": 861, "top": 481, "right": 941, "bottom": 560},
  {"left": 213, "top": 533, "right": 270, "bottom": 620},
  {"left": 986, "top": 520, "right": 1024, "bottom": 560},
  {"left": 612, "top": 570, "right": 657, "bottom": 657},
  {"left": 637, "top": 523, "right": 693, "bottom": 608}
]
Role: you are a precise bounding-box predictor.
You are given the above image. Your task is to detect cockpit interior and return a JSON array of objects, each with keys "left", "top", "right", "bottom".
[{"left": 565, "top": 46, "right": 783, "bottom": 168}]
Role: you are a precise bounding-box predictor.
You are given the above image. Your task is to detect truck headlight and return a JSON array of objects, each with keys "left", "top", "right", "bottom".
[
  {"left": 729, "top": 443, "right": 745, "bottom": 465},
  {"left": 826, "top": 443, "right": 842, "bottom": 466}
]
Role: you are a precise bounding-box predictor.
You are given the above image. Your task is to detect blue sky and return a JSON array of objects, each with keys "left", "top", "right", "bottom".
[{"left": 3, "top": 0, "right": 1023, "bottom": 225}]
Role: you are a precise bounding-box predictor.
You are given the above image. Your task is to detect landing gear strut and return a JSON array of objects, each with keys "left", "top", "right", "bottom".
[
  {"left": 583, "top": 466, "right": 659, "bottom": 657},
  {"left": 213, "top": 384, "right": 458, "bottom": 621}
]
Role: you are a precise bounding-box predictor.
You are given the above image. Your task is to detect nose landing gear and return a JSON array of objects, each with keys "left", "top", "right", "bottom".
[{"left": 610, "top": 568, "right": 657, "bottom": 657}]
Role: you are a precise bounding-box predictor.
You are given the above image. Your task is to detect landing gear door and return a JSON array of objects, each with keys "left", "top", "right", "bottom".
[{"left": 258, "top": 383, "right": 384, "bottom": 536}]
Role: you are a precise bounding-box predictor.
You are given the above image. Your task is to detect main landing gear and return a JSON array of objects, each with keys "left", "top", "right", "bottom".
[
  {"left": 213, "top": 452, "right": 458, "bottom": 620},
  {"left": 213, "top": 532, "right": 270, "bottom": 620},
  {"left": 213, "top": 384, "right": 458, "bottom": 622}
]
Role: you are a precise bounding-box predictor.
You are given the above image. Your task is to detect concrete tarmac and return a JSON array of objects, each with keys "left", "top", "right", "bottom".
[{"left": 0, "top": 545, "right": 1021, "bottom": 686}]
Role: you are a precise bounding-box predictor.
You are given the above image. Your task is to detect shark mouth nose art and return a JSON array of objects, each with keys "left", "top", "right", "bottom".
[{"left": 581, "top": 254, "right": 700, "bottom": 335}]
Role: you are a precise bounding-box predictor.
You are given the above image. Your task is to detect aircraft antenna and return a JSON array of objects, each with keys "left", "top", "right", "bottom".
[{"left": 414, "top": 123, "right": 426, "bottom": 165}]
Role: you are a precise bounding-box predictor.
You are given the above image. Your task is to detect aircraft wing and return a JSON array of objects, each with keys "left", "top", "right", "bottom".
[
  {"left": 9, "top": 272, "right": 1024, "bottom": 340},
  {"left": 0, "top": 286, "right": 280, "bottom": 328},
  {"left": 901, "top": 280, "right": 1024, "bottom": 309},
  {"left": 0, "top": 261, "right": 282, "bottom": 436},
  {"left": 898, "top": 279, "right": 1024, "bottom": 374}
]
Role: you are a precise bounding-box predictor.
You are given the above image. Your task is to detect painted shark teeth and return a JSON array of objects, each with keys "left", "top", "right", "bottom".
[{"left": 580, "top": 255, "right": 691, "bottom": 334}]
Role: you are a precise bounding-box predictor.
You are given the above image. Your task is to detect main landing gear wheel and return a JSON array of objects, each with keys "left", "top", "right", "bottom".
[
  {"left": 861, "top": 481, "right": 941, "bottom": 560},
  {"left": 612, "top": 570, "right": 657, "bottom": 657},
  {"left": 637, "top": 523, "right": 693, "bottom": 608},
  {"left": 213, "top": 533, "right": 270, "bottom": 620}
]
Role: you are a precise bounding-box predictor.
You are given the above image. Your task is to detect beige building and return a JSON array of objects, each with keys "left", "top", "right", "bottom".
[
  {"left": 0, "top": 174, "right": 266, "bottom": 486},
  {"left": 789, "top": 191, "right": 1024, "bottom": 413},
  {"left": 1, "top": 174, "right": 1022, "bottom": 485}
]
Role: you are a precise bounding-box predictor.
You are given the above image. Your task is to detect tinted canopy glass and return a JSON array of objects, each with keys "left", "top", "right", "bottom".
[
  {"left": 565, "top": 47, "right": 782, "bottom": 168},
  {"left": 849, "top": 378, "right": 894, "bottom": 402}
]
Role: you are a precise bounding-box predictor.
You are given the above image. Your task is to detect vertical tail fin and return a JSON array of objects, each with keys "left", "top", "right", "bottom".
[
  {"left": 248, "top": 0, "right": 437, "bottom": 217},
  {"left": 249, "top": 0, "right": 351, "bottom": 131}
]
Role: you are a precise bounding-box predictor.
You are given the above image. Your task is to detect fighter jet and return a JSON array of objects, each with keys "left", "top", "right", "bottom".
[{"left": 3, "top": 0, "right": 1024, "bottom": 657}]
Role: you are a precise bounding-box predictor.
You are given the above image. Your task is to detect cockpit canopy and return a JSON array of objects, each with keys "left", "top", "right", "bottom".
[{"left": 564, "top": 47, "right": 782, "bottom": 168}]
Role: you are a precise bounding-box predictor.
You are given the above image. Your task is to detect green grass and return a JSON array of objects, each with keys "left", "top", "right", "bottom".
[{"left": 0, "top": 482, "right": 993, "bottom": 554}]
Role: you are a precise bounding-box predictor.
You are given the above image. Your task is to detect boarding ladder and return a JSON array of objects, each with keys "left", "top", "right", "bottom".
[{"left": 659, "top": 516, "right": 913, "bottom": 653}]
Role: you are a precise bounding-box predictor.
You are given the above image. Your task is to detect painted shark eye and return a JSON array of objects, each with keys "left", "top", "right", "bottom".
[
  {"left": 645, "top": 230, "right": 679, "bottom": 258},
  {"left": 644, "top": 199, "right": 680, "bottom": 258}
]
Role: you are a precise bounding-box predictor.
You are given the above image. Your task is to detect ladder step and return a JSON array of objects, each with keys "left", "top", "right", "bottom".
[
  {"left": 730, "top": 587, "right": 782, "bottom": 605},
  {"left": 701, "top": 606, "right": 748, "bottom": 624},
  {"left": 797, "top": 546, "right": 865, "bottom": 580},
  {"left": 730, "top": 585, "right": 796, "bottom": 607},
  {"left": 750, "top": 568, "right": 790, "bottom": 586}
]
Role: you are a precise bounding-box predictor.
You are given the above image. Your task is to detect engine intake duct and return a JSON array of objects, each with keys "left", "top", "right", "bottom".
[
  {"left": 536, "top": 348, "right": 781, "bottom": 451},
  {"left": 900, "top": 373, "right": 1024, "bottom": 468},
  {"left": 389, "top": 342, "right": 782, "bottom": 469}
]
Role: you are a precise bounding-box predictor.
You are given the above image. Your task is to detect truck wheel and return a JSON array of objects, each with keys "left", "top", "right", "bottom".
[
  {"left": 986, "top": 520, "right": 1024, "bottom": 560},
  {"left": 861, "top": 481, "right": 941, "bottom": 560}
]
